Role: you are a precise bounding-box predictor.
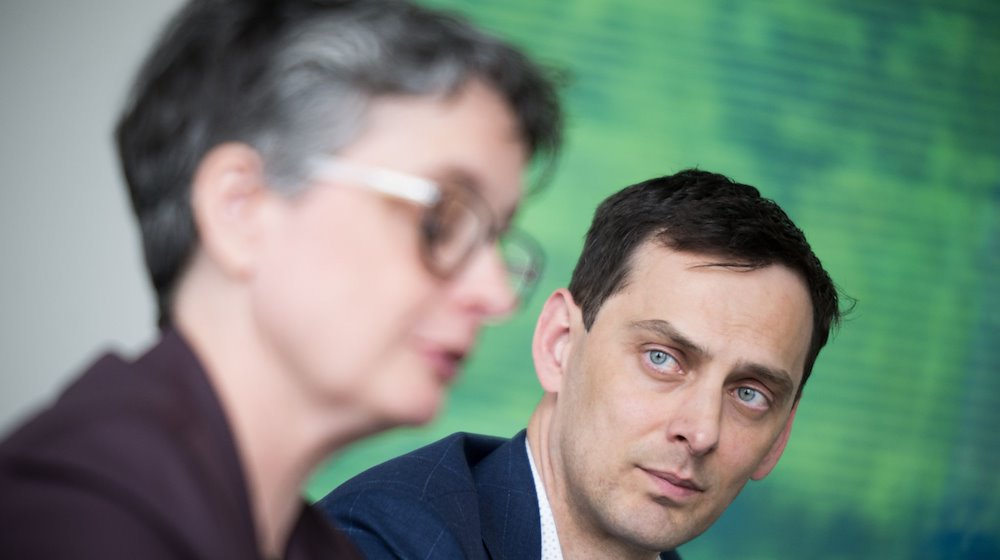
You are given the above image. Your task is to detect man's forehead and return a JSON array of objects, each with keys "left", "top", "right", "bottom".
[{"left": 595, "top": 245, "right": 813, "bottom": 369}]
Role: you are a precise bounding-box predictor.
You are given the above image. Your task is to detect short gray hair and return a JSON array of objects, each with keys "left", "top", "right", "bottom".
[{"left": 116, "top": 0, "right": 563, "bottom": 327}]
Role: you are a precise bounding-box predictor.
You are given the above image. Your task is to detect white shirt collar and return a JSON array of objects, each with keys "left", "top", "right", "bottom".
[{"left": 526, "top": 437, "right": 565, "bottom": 560}]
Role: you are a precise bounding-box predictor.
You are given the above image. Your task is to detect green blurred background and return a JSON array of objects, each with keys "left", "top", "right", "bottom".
[{"left": 310, "top": 1, "right": 1000, "bottom": 558}]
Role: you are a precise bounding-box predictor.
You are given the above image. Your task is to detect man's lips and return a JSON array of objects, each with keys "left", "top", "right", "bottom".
[{"left": 641, "top": 467, "right": 705, "bottom": 501}]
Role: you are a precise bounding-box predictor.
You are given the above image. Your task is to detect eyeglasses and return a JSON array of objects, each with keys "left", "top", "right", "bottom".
[{"left": 308, "top": 158, "right": 544, "bottom": 302}]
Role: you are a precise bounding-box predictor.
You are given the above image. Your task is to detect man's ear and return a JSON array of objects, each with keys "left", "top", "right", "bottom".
[
  {"left": 532, "top": 288, "right": 580, "bottom": 393},
  {"left": 751, "top": 402, "right": 798, "bottom": 481},
  {"left": 190, "top": 143, "right": 274, "bottom": 280}
]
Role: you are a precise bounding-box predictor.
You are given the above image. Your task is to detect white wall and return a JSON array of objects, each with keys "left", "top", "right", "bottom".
[{"left": 0, "top": 1, "right": 183, "bottom": 434}]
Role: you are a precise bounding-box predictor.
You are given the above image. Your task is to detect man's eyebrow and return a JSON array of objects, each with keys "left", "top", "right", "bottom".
[
  {"left": 736, "top": 361, "right": 796, "bottom": 403},
  {"left": 631, "top": 319, "right": 797, "bottom": 402},
  {"left": 630, "top": 319, "right": 710, "bottom": 360}
]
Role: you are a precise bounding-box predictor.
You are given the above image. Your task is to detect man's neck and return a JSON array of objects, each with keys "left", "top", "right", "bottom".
[{"left": 527, "top": 399, "right": 662, "bottom": 560}]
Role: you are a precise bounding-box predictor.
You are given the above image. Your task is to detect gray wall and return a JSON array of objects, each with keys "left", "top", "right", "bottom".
[{"left": 0, "top": 1, "right": 182, "bottom": 434}]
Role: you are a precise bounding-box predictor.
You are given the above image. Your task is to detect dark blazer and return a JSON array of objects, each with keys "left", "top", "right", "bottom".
[
  {"left": 0, "top": 330, "right": 360, "bottom": 559},
  {"left": 319, "top": 431, "right": 681, "bottom": 559}
]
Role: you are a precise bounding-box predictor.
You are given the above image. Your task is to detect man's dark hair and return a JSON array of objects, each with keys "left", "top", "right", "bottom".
[
  {"left": 116, "top": 0, "right": 563, "bottom": 327},
  {"left": 568, "top": 169, "right": 843, "bottom": 396}
]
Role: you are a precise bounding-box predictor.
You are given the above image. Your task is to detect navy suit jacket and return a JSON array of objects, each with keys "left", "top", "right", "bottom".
[{"left": 319, "top": 431, "right": 681, "bottom": 559}]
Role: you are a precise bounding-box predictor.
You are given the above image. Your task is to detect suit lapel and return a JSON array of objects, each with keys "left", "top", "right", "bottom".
[{"left": 475, "top": 430, "right": 541, "bottom": 560}]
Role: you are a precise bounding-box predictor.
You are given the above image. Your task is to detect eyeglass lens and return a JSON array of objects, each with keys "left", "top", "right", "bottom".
[{"left": 420, "top": 194, "right": 542, "bottom": 301}]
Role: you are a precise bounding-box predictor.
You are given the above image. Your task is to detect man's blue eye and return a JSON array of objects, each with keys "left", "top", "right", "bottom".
[
  {"left": 737, "top": 387, "right": 760, "bottom": 402},
  {"left": 649, "top": 350, "right": 670, "bottom": 365}
]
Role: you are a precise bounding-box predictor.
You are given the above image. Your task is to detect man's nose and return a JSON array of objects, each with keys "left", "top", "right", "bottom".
[{"left": 665, "top": 380, "right": 723, "bottom": 457}]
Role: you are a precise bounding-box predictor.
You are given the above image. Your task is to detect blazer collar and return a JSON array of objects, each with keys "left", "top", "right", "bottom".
[
  {"left": 471, "top": 430, "right": 682, "bottom": 560},
  {"left": 475, "top": 430, "right": 542, "bottom": 560}
]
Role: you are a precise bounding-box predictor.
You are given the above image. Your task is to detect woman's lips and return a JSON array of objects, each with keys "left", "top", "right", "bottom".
[{"left": 422, "top": 347, "right": 467, "bottom": 383}]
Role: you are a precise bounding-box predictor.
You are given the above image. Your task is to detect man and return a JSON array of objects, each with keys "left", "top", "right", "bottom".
[
  {"left": 321, "top": 170, "right": 844, "bottom": 559},
  {"left": 0, "top": 0, "right": 561, "bottom": 558}
]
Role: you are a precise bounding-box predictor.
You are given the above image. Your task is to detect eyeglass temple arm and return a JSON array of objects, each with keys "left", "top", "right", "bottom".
[{"left": 308, "top": 158, "right": 441, "bottom": 206}]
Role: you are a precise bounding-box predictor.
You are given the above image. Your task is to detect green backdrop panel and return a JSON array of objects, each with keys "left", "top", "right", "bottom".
[{"left": 310, "top": 2, "right": 1000, "bottom": 558}]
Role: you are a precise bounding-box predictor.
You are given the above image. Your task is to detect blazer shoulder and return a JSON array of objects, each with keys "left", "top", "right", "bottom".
[
  {"left": 326, "top": 432, "right": 506, "bottom": 503},
  {"left": 318, "top": 432, "right": 509, "bottom": 559}
]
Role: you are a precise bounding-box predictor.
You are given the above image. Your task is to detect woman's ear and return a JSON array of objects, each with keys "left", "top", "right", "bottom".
[
  {"left": 189, "top": 143, "right": 273, "bottom": 279},
  {"left": 532, "top": 288, "right": 581, "bottom": 393}
]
